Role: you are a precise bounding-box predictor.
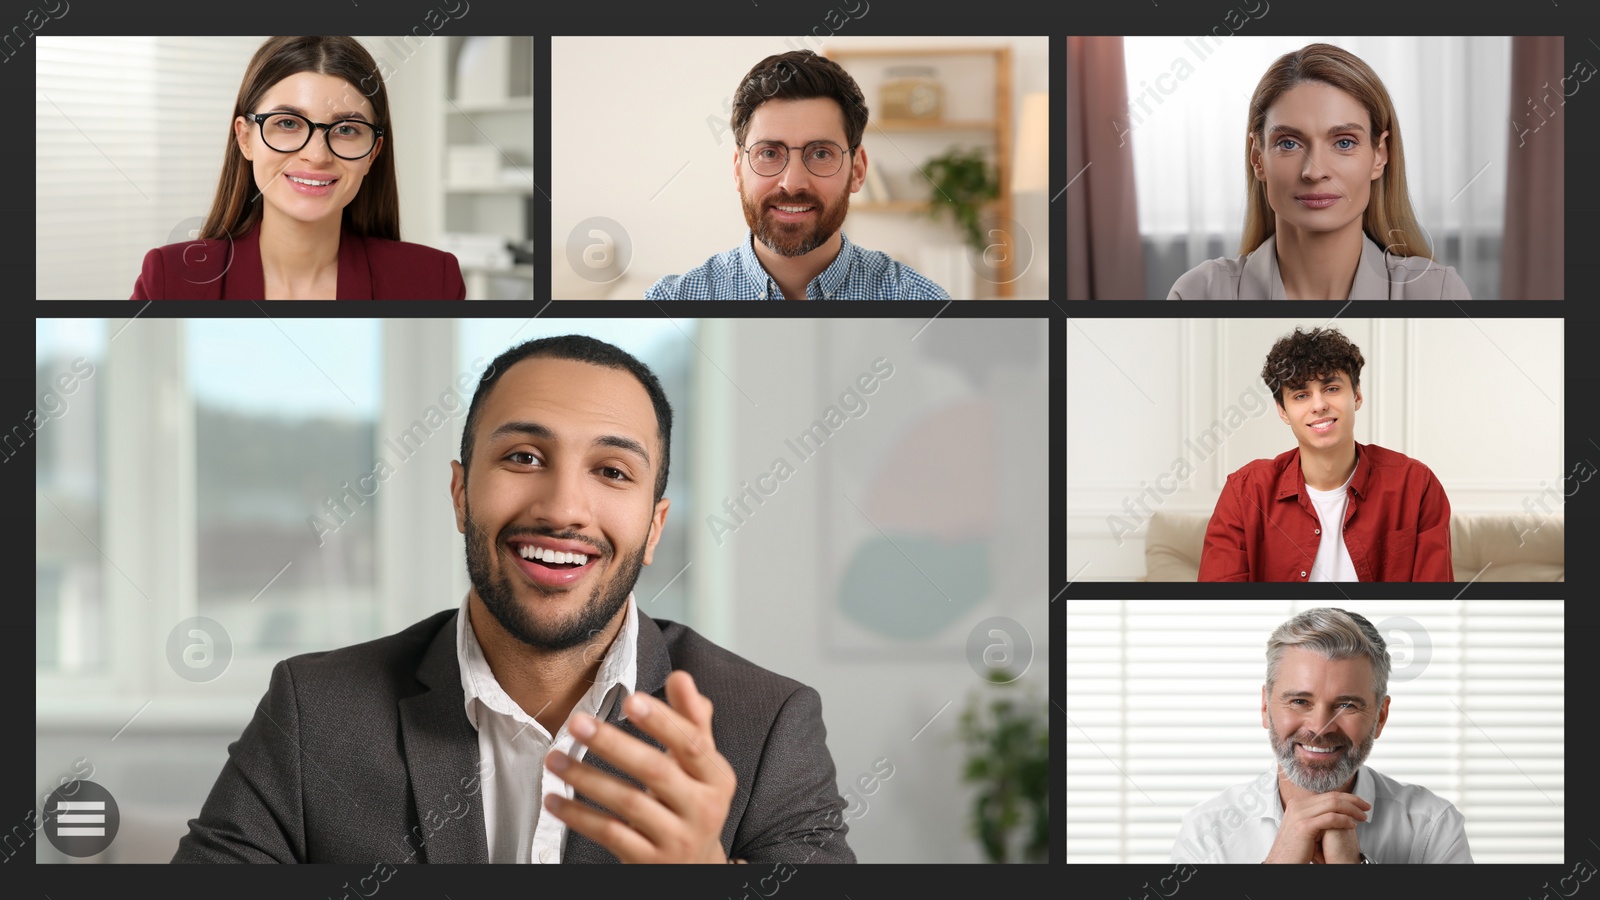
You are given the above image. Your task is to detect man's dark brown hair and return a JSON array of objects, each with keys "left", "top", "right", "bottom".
[
  {"left": 1262, "top": 326, "right": 1365, "bottom": 409},
  {"left": 731, "top": 50, "right": 868, "bottom": 151}
]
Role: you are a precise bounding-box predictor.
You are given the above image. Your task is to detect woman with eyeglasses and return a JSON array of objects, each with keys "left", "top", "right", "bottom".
[{"left": 131, "top": 36, "right": 465, "bottom": 299}]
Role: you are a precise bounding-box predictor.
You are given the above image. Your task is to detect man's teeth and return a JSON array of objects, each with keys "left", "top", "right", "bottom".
[
  {"left": 518, "top": 545, "right": 589, "bottom": 566},
  {"left": 773, "top": 205, "right": 813, "bottom": 213},
  {"left": 1300, "top": 744, "right": 1340, "bottom": 753},
  {"left": 288, "top": 175, "right": 334, "bottom": 186}
]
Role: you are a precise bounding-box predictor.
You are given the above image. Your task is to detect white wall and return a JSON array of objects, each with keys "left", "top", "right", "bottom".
[
  {"left": 550, "top": 36, "right": 1049, "bottom": 299},
  {"left": 1066, "top": 318, "right": 1564, "bottom": 580},
  {"left": 720, "top": 318, "right": 1050, "bottom": 862}
]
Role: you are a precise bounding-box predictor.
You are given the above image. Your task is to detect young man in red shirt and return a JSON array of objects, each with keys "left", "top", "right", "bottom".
[{"left": 1199, "top": 327, "right": 1453, "bottom": 582}]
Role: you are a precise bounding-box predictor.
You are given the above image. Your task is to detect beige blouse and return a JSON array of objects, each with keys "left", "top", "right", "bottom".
[{"left": 1167, "top": 234, "right": 1473, "bottom": 299}]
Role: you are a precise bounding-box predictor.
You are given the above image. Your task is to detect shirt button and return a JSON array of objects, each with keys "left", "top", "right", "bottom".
[
  {"left": 539, "top": 847, "right": 557, "bottom": 864},
  {"left": 1301, "top": 571, "right": 1308, "bottom": 578},
  {"left": 1314, "top": 528, "right": 1320, "bottom": 535}
]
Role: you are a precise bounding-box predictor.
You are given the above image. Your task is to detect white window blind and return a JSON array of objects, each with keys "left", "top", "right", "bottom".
[
  {"left": 36, "top": 36, "right": 267, "bottom": 299},
  {"left": 1066, "top": 600, "right": 1564, "bottom": 864}
]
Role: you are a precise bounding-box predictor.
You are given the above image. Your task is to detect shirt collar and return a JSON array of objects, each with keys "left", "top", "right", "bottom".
[
  {"left": 1264, "top": 764, "right": 1376, "bottom": 825},
  {"left": 1276, "top": 442, "right": 1369, "bottom": 501},
  {"left": 736, "top": 230, "right": 857, "bottom": 300},
  {"left": 455, "top": 592, "right": 639, "bottom": 730},
  {"left": 1243, "top": 233, "right": 1394, "bottom": 300}
]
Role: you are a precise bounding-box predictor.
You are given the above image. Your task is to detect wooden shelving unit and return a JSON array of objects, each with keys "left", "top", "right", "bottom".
[{"left": 826, "top": 45, "right": 1015, "bottom": 298}]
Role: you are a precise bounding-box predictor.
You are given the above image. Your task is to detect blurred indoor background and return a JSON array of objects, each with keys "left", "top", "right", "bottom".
[
  {"left": 35, "top": 317, "right": 1048, "bottom": 863},
  {"left": 1067, "top": 36, "right": 1566, "bottom": 299},
  {"left": 1067, "top": 599, "right": 1564, "bottom": 864},
  {"left": 1065, "top": 317, "right": 1564, "bottom": 581},
  {"left": 35, "top": 36, "right": 534, "bottom": 299}
]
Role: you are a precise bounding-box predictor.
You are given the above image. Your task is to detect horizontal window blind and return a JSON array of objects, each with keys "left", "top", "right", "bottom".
[
  {"left": 36, "top": 36, "right": 266, "bottom": 299},
  {"left": 1066, "top": 600, "right": 1564, "bottom": 864}
]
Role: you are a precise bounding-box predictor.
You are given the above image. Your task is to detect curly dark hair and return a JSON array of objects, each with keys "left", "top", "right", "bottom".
[
  {"left": 731, "top": 50, "right": 868, "bottom": 151},
  {"left": 1262, "top": 327, "right": 1365, "bottom": 408}
]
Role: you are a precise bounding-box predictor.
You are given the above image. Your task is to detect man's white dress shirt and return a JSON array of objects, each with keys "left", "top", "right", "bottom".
[
  {"left": 456, "top": 593, "right": 638, "bottom": 863},
  {"left": 1170, "top": 765, "right": 1474, "bottom": 863}
]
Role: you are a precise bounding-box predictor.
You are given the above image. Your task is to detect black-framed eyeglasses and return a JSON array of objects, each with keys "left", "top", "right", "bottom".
[
  {"left": 740, "top": 140, "right": 857, "bottom": 178},
  {"left": 245, "top": 112, "right": 384, "bottom": 160}
]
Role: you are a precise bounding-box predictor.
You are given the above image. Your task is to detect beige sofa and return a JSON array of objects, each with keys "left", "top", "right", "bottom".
[{"left": 1143, "top": 510, "right": 1564, "bottom": 581}]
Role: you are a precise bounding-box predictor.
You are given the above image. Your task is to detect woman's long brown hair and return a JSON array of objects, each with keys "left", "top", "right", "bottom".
[
  {"left": 1240, "top": 43, "right": 1430, "bottom": 260},
  {"left": 200, "top": 36, "right": 400, "bottom": 241}
]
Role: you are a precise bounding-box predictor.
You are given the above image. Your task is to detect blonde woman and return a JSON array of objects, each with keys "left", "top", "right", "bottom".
[{"left": 1168, "top": 44, "right": 1471, "bottom": 300}]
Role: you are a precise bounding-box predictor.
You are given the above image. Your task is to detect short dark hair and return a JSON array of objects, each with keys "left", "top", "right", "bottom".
[
  {"left": 1262, "top": 326, "right": 1365, "bottom": 409},
  {"left": 460, "top": 335, "right": 673, "bottom": 502},
  {"left": 731, "top": 50, "right": 868, "bottom": 151}
]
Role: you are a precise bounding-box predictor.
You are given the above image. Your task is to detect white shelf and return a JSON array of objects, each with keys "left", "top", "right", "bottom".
[
  {"left": 446, "top": 182, "right": 534, "bottom": 195},
  {"left": 462, "top": 263, "right": 535, "bottom": 277},
  {"left": 448, "top": 96, "right": 534, "bottom": 114}
]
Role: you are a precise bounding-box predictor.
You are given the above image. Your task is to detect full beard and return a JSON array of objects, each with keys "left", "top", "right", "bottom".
[
  {"left": 1268, "top": 710, "right": 1378, "bottom": 793},
  {"left": 463, "top": 499, "right": 647, "bottom": 652},
  {"left": 741, "top": 177, "right": 851, "bottom": 258}
]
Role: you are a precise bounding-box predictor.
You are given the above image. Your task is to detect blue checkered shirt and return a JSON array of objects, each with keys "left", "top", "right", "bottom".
[{"left": 644, "top": 231, "right": 950, "bottom": 300}]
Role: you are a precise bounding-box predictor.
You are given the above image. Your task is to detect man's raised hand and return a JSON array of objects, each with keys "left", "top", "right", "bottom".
[{"left": 543, "top": 671, "right": 738, "bottom": 863}]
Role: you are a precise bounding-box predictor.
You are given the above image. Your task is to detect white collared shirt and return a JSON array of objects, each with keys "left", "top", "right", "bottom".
[
  {"left": 1170, "top": 765, "right": 1474, "bottom": 863},
  {"left": 456, "top": 592, "right": 639, "bottom": 863}
]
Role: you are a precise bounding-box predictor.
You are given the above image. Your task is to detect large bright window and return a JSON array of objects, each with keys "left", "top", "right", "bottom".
[
  {"left": 1066, "top": 600, "right": 1563, "bottom": 864},
  {"left": 187, "top": 320, "right": 383, "bottom": 657},
  {"left": 35, "top": 320, "right": 108, "bottom": 673},
  {"left": 36, "top": 318, "right": 706, "bottom": 715}
]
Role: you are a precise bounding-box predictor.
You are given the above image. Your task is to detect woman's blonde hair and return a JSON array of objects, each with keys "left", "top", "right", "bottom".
[{"left": 1241, "top": 43, "right": 1430, "bottom": 260}]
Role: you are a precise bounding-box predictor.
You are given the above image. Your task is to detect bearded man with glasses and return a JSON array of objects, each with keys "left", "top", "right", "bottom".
[{"left": 645, "top": 51, "right": 950, "bottom": 301}]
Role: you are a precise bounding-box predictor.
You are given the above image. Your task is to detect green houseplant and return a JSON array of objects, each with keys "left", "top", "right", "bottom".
[
  {"left": 956, "top": 669, "right": 1049, "bottom": 863},
  {"left": 923, "top": 146, "right": 1000, "bottom": 253}
]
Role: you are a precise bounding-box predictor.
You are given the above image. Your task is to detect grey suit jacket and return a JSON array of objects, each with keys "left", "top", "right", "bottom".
[
  {"left": 1167, "top": 233, "right": 1473, "bottom": 299},
  {"left": 171, "top": 609, "right": 855, "bottom": 863}
]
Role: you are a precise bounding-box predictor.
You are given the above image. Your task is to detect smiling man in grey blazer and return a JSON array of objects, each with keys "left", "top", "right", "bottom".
[{"left": 172, "top": 335, "right": 855, "bottom": 864}]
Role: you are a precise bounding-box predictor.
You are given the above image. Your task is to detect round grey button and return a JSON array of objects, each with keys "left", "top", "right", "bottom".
[
  {"left": 166, "top": 616, "right": 233, "bottom": 683},
  {"left": 965, "top": 216, "right": 1034, "bottom": 285},
  {"left": 166, "top": 216, "right": 232, "bottom": 285},
  {"left": 965, "top": 616, "right": 1033, "bottom": 683},
  {"left": 44, "top": 780, "right": 119, "bottom": 858},
  {"left": 1377, "top": 616, "right": 1432, "bottom": 683},
  {"left": 564, "top": 217, "right": 632, "bottom": 284}
]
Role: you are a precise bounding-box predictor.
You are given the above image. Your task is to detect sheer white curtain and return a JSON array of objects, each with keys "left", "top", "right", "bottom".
[
  {"left": 1124, "top": 36, "right": 1509, "bottom": 299},
  {"left": 36, "top": 37, "right": 269, "bottom": 300}
]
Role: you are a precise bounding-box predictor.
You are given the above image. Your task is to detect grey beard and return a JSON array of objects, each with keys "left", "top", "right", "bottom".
[{"left": 1269, "top": 711, "right": 1377, "bottom": 792}]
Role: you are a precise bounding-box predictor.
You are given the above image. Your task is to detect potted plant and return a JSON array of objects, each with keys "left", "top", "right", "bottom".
[
  {"left": 922, "top": 146, "right": 1000, "bottom": 254},
  {"left": 956, "top": 669, "right": 1049, "bottom": 863}
]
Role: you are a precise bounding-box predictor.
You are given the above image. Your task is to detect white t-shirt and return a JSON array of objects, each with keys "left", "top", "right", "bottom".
[{"left": 1304, "top": 468, "right": 1359, "bottom": 582}]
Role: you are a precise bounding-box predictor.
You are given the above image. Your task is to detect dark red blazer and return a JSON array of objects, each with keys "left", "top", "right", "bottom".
[
  {"left": 1198, "top": 442, "right": 1453, "bottom": 583},
  {"left": 130, "top": 224, "right": 466, "bottom": 300}
]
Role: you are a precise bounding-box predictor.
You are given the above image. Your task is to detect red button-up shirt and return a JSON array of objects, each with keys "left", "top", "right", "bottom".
[{"left": 1199, "top": 442, "right": 1453, "bottom": 582}]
